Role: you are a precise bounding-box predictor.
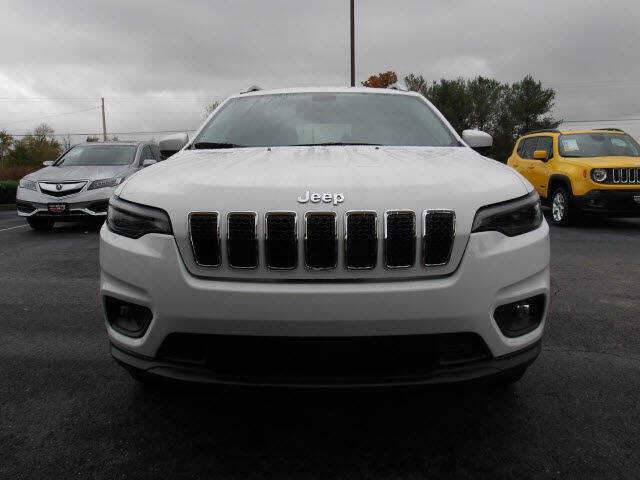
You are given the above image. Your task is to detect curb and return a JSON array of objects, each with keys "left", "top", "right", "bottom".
[{"left": 0, "top": 204, "right": 16, "bottom": 211}]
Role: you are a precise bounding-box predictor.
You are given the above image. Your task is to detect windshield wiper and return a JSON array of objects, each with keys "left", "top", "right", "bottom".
[
  {"left": 293, "top": 142, "right": 382, "bottom": 146},
  {"left": 193, "top": 142, "right": 244, "bottom": 149}
]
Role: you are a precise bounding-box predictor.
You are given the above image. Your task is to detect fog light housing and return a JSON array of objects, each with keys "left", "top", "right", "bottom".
[
  {"left": 105, "top": 296, "right": 152, "bottom": 338},
  {"left": 494, "top": 295, "right": 545, "bottom": 338}
]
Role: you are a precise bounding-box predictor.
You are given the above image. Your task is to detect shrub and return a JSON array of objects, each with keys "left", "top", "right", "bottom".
[
  {"left": 0, "top": 165, "right": 38, "bottom": 181},
  {"left": 0, "top": 181, "right": 18, "bottom": 204}
]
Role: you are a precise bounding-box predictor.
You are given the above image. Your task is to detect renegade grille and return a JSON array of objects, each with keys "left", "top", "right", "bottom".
[
  {"left": 610, "top": 168, "right": 640, "bottom": 184},
  {"left": 188, "top": 210, "right": 455, "bottom": 271},
  {"left": 157, "top": 332, "right": 491, "bottom": 382}
]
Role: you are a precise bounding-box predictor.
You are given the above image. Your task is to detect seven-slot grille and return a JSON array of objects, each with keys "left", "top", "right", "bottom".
[
  {"left": 345, "top": 212, "right": 377, "bottom": 269},
  {"left": 189, "top": 213, "right": 220, "bottom": 266},
  {"left": 227, "top": 212, "right": 258, "bottom": 268},
  {"left": 422, "top": 211, "right": 455, "bottom": 266},
  {"left": 611, "top": 168, "right": 640, "bottom": 184},
  {"left": 305, "top": 212, "right": 338, "bottom": 269},
  {"left": 265, "top": 212, "right": 298, "bottom": 269},
  {"left": 187, "top": 209, "right": 456, "bottom": 271}
]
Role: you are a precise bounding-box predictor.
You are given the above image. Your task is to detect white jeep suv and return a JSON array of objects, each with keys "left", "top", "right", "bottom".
[{"left": 100, "top": 86, "right": 550, "bottom": 387}]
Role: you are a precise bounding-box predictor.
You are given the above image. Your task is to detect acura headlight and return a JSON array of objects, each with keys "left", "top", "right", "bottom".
[
  {"left": 88, "top": 177, "right": 124, "bottom": 190},
  {"left": 591, "top": 168, "right": 607, "bottom": 183},
  {"left": 107, "top": 196, "right": 172, "bottom": 239},
  {"left": 471, "top": 191, "right": 543, "bottom": 236},
  {"left": 19, "top": 178, "right": 37, "bottom": 191}
]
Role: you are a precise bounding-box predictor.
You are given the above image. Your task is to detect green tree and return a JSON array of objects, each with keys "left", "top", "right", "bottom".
[
  {"left": 7, "top": 124, "right": 62, "bottom": 167},
  {"left": 0, "top": 130, "right": 14, "bottom": 169},
  {"left": 403, "top": 73, "right": 560, "bottom": 162},
  {"left": 203, "top": 101, "right": 221, "bottom": 119}
]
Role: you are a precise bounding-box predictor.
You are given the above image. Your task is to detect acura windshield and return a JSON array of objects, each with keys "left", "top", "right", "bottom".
[
  {"left": 55, "top": 145, "right": 137, "bottom": 166},
  {"left": 193, "top": 93, "right": 461, "bottom": 148},
  {"left": 558, "top": 133, "right": 640, "bottom": 158}
]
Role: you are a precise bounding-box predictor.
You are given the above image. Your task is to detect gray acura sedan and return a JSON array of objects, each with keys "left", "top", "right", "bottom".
[{"left": 17, "top": 141, "right": 162, "bottom": 230}]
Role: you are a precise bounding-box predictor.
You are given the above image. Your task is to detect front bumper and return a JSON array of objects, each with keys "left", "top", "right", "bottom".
[
  {"left": 100, "top": 221, "right": 550, "bottom": 385},
  {"left": 16, "top": 186, "right": 112, "bottom": 220},
  {"left": 574, "top": 189, "right": 640, "bottom": 216}
]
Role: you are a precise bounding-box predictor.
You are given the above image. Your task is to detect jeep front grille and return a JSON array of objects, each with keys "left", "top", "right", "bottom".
[
  {"left": 422, "top": 211, "right": 455, "bottom": 266},
  {"left": 265, "top": 212, "right": 297, "bottom": 269},
  {"left": 304, "top": 212, "right": 338, "bottom": 269},
  {"left": 227, "top": 212, "right": 258, "bottom": 268},
  {"left": 187, "top": 209, "right": 456, "bottom": 271},
  {"left": 345, "top": 211, "right": 377, "bottom": 269},
  {"left": 611, "top": 168, "right": 640, "bottom": 184},
  {"left": 189, "top": 213, "right": 220, "bottom": 267},
  {"left": 384, "top": 211, "right": 416, "bottom": 268}
]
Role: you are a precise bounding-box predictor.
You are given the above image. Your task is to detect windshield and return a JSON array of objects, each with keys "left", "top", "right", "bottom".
[
  {"left": 558, "top": 133, "right": 640, "bottom": 158},
  {"left": 193, "top": 93, "right": 460, "bottom": 148},
  {"left": 55, "top": 145, "right": 137, "bottom": 166}
]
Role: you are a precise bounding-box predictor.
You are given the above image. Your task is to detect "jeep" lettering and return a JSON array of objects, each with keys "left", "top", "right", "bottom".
[{"left": 297, "top": 191, "right": 344, "bottom": 206}]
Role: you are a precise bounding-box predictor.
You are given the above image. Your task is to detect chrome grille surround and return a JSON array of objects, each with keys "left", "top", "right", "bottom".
[
  {"left": 344, "top": 211, "right": 378, "bottom": 270},
  {"left": 226, "top": 211, "right": 259, "bottom": 269},
  {"left": 188, "top": 212, "right": 221, "bottom": 267},
  {"left": 264, "top": 211, "right": 298, "bottom": 270},
  {"left": 304, "top": 211, "right": 338, "bottom": 270},
  {"left": 383, "top": 210, "right": 417, "bottom": 269},
  {"left": 422, "top": 210, "right": 456, "bottom": 267},
  {"left": 611, "top": 168, "right": 640, "bottom": 184}
]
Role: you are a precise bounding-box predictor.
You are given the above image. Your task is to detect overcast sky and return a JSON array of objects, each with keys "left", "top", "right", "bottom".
[{"left": 2, "top": 0, "right": 640, "bottom": 142}]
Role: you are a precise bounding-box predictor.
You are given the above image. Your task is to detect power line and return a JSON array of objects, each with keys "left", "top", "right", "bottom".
[
  {"left": 562, "top": 118, "right": 640, "bottom": 123},
  {"left": 0, "top": 106, "right": 100, "bottom": 127}
]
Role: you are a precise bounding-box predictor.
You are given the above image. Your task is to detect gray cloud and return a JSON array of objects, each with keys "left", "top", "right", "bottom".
[{"left": 2, "top": 0, "right": 640, "bottom": 140}]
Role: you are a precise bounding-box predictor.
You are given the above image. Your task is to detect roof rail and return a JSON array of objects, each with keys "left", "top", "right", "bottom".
[
  {"left": 524, "top": 129, "right": 561, "bottom": 135},
  {"left": 594, "top": 128, "right": 625, "bottom": 132},
  {"left": 240, "top": 85, "right": 262, "bottom": 94},
  {"left": 387, "top": 82, "right": 408, "bottom": 92}
]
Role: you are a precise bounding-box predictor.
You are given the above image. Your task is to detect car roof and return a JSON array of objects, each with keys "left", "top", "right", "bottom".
[
  {"left": 523, "top": 129, "right": 628, "bottom": 137},
  {"left": 74, "top": 141, "right": 151, "bottom": 147},
  {"left": 230, "top": 86, "right": 422, "bottom": 99}
]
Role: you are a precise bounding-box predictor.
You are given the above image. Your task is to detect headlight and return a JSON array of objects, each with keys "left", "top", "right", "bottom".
[
  {"left": 88, "top": 177, "right": 123, "bottom": 190},
  {"left": 591, "top": 168, "right": 607, "bottom": 182},
  {"left": 19, "top": 179, "right": 37, "bottom": 191},
  {"left": 107, "top": 196, "right": 172, "bottom": 239},
  {"left": 471, "top": 191, "right": 543, "bottom": 236}
]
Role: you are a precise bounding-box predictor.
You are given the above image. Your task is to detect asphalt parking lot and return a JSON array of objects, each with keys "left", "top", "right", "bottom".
[{"left": 1, "top": 210, "right": 639, "bottom": 479}]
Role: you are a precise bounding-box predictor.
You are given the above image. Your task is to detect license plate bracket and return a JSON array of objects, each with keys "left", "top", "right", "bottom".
[{"left": 48, "top": 203, "right": 68, "bottom": 214}]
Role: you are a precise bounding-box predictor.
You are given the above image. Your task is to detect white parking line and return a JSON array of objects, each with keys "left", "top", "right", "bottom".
[{"left": 0, "top": 224, "right": 28, "bottom": 232}]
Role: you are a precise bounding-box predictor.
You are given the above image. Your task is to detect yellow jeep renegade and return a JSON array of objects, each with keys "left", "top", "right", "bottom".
[{"left": 508, "top": 129, "right": 640, "bottom": 225}]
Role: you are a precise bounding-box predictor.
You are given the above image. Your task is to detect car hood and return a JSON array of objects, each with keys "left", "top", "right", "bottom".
[
  {"left": 559, "top": 156, "right": 640, "bottom": 168},
  {"left": 119, "top": 146, "right": 532, "bottom": 280},
  {"left": 26, "top": 165, "right": 132, "bottom": 182}
]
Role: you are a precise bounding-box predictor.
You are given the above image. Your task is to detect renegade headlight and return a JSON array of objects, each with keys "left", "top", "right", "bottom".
[
  {"left": 107, "top": 195, "right": 172, "bottom": 239},
  {"left": 88, "top": 177, "right": 124, "bottom": 190},
  {"left": 19, "top": 178, "right": 37, "bottom": 191},
  {"left": 471, "top": 191, "right": 543, "bottom": 236},
  {"left": 591, "top": 168, "right": 607, "bottom": 183}
]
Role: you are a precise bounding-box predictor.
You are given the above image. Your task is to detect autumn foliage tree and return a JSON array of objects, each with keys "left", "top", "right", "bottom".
[{"left": 362, "top": 71, "right": 398, "bottom": 89}]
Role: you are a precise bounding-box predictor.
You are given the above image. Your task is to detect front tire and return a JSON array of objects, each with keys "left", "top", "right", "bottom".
[
  {"left": 550, "top": 187, "right": 575, "bottom": 226},
  {"left": 27, "top": 217, "right": 55, "bottom": 230}
]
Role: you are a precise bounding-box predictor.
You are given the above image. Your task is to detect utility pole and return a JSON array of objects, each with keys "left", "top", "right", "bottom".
[
  {"left": 101, "top": 97, "right": 107, "bottom": 141},
  {"left": 350, "top": 0, "right": 355, "bottom": 87}
]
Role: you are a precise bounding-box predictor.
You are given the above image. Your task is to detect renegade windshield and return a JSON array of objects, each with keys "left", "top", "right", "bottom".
[
  {"left": 558, "top": 133, "right": 640, "bottom": 158},
  {"left": 55, "top": 144, "right": 137, "bottom": 166},
  {"left": 192, "top": 93, "right": 461, "bottom": 148}
]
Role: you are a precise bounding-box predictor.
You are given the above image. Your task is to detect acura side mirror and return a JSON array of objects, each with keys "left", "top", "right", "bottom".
[
  {"left": 43, "top": 161, "right": 54, "bottom": 167},
  {"left": 159, "top": 132, "right": 189, "bottom": 158},
  {"left": 142, "top": 159, "right": 157, "bottom": 167}
]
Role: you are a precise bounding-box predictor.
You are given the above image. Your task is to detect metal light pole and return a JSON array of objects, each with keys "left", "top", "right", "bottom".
[{"left": 350, "top": 0, "right": 355, "bottom": 87}]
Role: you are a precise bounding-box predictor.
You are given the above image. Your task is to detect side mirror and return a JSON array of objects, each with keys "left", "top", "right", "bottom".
[
  {"left": 533, "top": 150, "right": 548, "bottom": 161},
  {"left": 159, "top": 132, "right": 189, "bottom": 158},
  {"left": 142, "top": 159, "right": 157, "bottom": 167},
  {"left": 43, "top": 161, "right": 54, "bottom": 167},
  {"left": 461, "top": 129, "right": 493, "bottom": 151}
]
